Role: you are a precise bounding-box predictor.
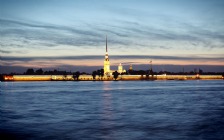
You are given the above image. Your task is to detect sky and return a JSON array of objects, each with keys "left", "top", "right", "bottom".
[{"left": 0, "top": 0, "right": 224, "bottom": 73}]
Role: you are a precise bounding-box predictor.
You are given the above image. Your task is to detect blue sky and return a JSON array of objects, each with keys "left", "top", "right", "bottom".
[{"left": 0, "top": 0, "right": 224, "bottom": 73}]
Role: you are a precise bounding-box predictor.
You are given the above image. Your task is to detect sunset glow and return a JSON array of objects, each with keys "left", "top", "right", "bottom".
[{"left": 1, "top": 0, "right": 224, "bottom": 73}]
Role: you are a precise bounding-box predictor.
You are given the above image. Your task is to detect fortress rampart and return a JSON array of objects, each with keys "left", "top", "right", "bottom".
[{"left": 2, "top": 74, "right": 223, "bottom": 81}]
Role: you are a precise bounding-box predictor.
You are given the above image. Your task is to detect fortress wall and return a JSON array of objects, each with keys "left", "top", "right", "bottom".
[
  {"left": 165, "top": 75, "right": 188, "bottom": 80},
  {"left": 198, "top": 75, "right": 223, "bottom": 79},
  {"left": 3, "top": 74, "right": 223, "bottom": 81},
  {"left": 79, "top": 75, "right": 94, "bottom": 81},
  {"left": 13, "top": 75, "right": 52, "bottom": 81},
  {"left": 13, "top": 75, "right": 74, "bottom": 81},
  {"left": 51, "top": 75, "right": 73, "bottom": 80},
  {"left": 118, "top": 75, "right": 143, "bottom": 80},
  {"left": 79, "top": 75, "right": 114, "bottom": 81},
  {"left": 155, "top": 75, "right": 167, "bottom": 80},
  {"left": 156, "top": 75, "right": 223, "bottom": 80},
  {"left": 186, "top": 75, "right": 198, "bottom": 80}
]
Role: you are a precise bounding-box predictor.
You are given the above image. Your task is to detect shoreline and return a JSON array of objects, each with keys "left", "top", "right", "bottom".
[{"left": 2, "top": 74, "right": 223, "bottom": 81}]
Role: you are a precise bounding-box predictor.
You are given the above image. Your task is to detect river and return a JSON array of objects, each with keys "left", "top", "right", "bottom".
[{"left": 1, "top": 80, "right": 224, "bottom": 140}]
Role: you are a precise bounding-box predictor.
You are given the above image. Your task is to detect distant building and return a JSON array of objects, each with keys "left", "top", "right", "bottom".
[
  {"left": 118, "top": 63, "right": 126, "bottom": 74},
  {"left": 129, "top": 64, "right": 133, "bottom": 71}
]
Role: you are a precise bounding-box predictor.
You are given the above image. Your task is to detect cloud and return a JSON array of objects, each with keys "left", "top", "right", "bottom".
[
  {"left": 1, "top": 17, "right": 224, "bottom": 52},
  {"left": 0, "top": 19, "right": 133, "bottom": 48},
  {"left": 103, "top": 6, "right": 224, "bottom": 50},
  {"left": 0, "top": 19, "right": 103, "bottom": 47},
  {"left": 0, "top": 49, "right": 26, "bottom": 54},
  {"left": 0, "top": 50, "right": 12, "bottom": 54},
  {"left": 2, "top": 55, "right": 224, "bottom": 62}
]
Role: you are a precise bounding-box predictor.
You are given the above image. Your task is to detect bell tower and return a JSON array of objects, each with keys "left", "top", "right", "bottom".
[{"left": 104, "top": 36, "right": 110, "bottom": 75}]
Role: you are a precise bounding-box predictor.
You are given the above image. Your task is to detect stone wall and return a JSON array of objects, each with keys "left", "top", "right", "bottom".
[{"left": 1, "top": 74, "right": 223, "bottom": 81}]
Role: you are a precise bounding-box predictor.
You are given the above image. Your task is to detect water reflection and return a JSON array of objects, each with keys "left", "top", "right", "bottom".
[{"left": 100, "top": 81, "right": 114, "bottom": 139}]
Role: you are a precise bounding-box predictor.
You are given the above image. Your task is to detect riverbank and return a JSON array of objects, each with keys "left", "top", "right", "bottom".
[{"left": 2, "top": 74, "right": 223, "bottom": 81}]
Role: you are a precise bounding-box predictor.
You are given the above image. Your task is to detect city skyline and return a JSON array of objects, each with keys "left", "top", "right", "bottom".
[{"left": 1, "top": 0, "right": 224, "bottom": 73}]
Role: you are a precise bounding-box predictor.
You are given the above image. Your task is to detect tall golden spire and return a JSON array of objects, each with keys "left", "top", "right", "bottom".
[
  {"left": 106, "top": 35, "right": 107, "bottom": 52},
  {"left": 104, "top": 35, "right": 110, "bottom": 75},
  {"left": 105, "top": 35, "right": 109, "bottom": 61}
]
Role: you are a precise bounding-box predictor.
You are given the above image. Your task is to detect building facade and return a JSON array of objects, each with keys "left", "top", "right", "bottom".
[{"left": 118, "top": 63, "right": 126, "bottom": 74}]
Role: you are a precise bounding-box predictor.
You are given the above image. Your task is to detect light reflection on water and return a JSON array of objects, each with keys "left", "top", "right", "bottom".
[{"left": 0, "top": 80, "right": 224, "bottom": 140}]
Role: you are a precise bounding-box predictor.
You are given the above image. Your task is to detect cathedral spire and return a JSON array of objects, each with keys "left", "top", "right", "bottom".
[
  {"left": 106, "top": 35, "right": 107, "bottom": 52},
  {"left": 105, "top": 35, "right": 109, "bottom": 61},
  {"left": 104, "top": 35, "right": 110, "bottom": 75}
]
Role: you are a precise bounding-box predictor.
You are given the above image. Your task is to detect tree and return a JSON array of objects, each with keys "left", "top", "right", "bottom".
[
  {"left": 150, "top": 69, "right": 154, "bottom": 76},
  {"left": 199, "top": 69, "right": 203, "bottom": 74},
  {"left": 26, "top": 68, "right": 35, "bottom": 75},
  {"left": 73, "top": 71, "right": 80, "bottom": 81},
  {"left": 0, "top": 74, "right": 3, "bottom": 81},
  {"left": 35, "top": 68, "right": 43, "bottom": 75},
  {"left": 92, "top": 71, "right": 97, "bottom": 80},
  {"left": 146, "top": 74, "right": 149, "bottom": 80},
  {"left": 72, "top": 74, "right": 76, "bottom": 80},
  {"left": 97, "top": 70, "right": 101, "bottom": 78},
  {"left": 113, "top": 71, "right": 119, "bottom": 80},
  {"left": 100, "top": 69, "right": 104, "bottom": 78},
  {"left": 53, "top": 69, "right": 58, "bottom": 74},
  {"left": 63, "top": 74, "right": 67, "bottom": 80}
]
